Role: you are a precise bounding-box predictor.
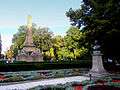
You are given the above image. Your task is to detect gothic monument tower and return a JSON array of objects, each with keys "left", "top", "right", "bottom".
[
  {"left": 17, "top": 15, "right": 43, "bottom": 62},
  {"left": 23, "top": 15, "right": 36, "bottom": 52}
]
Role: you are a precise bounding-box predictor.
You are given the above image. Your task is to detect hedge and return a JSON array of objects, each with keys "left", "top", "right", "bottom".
[{"left": 0, "top": 60, "right": 92, "bottom": 72}]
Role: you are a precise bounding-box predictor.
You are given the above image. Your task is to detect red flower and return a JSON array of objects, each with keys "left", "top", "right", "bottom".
[
  {"left": 74, "top": 85, "right": 82, "bottom": 90},
  {"left": 112, "top": 80, "right": 120, "bottom": 82},
  {"left": 0, "top": 75, "right": 6, "bottom": 81}
]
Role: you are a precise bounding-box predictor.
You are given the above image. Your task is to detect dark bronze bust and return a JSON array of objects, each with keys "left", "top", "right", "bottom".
[{"left": 93, "top": 40, "right": 100, "bottom": 51}]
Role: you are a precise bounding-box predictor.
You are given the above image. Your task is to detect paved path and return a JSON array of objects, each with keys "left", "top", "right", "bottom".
[{"left": 0, "top": 76, "right": 89, "bottom": 90}]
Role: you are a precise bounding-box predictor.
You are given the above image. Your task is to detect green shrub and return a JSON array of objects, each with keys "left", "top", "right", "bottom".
[
  {"left": 107, "top": 82, "right": 120, "bottom": 87},
  {"left": 0, "top": 60, "right": 91, "bottom": 71}
]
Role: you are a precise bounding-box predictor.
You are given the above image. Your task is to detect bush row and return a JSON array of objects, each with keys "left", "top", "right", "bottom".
[{"left": 0, "top": 60, "right": 92, "bottom": 72}]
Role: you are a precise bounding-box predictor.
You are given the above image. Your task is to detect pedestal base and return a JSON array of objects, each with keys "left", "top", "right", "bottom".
[
  {"left": 87, "top": 51, "right": 109, "bottom": 78},
  {"left": 17, "top": 54, "right": 43, "bottom": 62},
  {"left": 88, "top": 70, "right": 109, "bottom": 78}
]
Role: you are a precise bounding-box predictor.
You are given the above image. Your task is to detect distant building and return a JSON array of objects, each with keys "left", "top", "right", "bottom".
[{"left": 0, "top": 34, "right": 2, "bottom": 59}]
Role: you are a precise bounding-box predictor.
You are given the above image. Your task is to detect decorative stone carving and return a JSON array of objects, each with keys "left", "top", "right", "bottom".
[{"left": 16, "top": 15, "right": 43, "bottom": 62}]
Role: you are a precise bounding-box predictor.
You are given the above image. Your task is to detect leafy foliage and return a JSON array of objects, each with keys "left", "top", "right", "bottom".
[
  {"left": 66, "top": 0, "right": 120, "bottom": 60},
  {"left": 64, "top": 27, "right": 88, "bottom": 60},
  {"left": 33, "top": 27, "right": 53, "bottom": 52},
  {"left": 12, "top": 24, "right": 53, "bottom": 60}
]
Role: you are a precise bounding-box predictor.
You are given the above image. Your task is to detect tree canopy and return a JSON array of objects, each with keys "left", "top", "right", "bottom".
[
  {"left": 66, "top": 0, "right": 120, "bottom": 60},
  {"left": 11, "top": 24, "right": 88, "bottom": 61},
  {"left": 12, "top": 24, "right": 53, "bottom": 60}
]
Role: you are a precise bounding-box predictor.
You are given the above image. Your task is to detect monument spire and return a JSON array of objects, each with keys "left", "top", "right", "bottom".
[
  {"left": 17, "top": 15, "right": 43, "bottom": 62},
  {"left": 27, "top": 15, "right": 32, "bottom": 29},
  {"left": 23, "top": 15, "right": 35, "bottom": 51}
]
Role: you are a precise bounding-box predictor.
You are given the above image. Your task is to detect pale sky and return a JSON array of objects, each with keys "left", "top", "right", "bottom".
[{"left": 0, "top": 0, "right": 81, "bottom": 54}]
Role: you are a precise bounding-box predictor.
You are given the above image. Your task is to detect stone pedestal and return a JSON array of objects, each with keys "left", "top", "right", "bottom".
[
  {"left": 89, "top": 51, "right": 108, "bottom": 77},
  {"left": 17, "top": 51, "right": 43, "bottom": 62},
  {"left": 87, "top": 40, "right": 109, "bottom": 78}
]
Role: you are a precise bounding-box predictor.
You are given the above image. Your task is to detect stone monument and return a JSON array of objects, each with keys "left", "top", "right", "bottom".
[
  {"left": 88, "top": 40, "right": 108, "bottom": 77},
  {"left": 17, "top": 15, "right": 43, "bottom": 62}
]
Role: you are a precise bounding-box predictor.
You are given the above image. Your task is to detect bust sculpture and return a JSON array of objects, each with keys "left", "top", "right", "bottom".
[{"left": 92, "top": 40, "right": 101, "bottom": 55}]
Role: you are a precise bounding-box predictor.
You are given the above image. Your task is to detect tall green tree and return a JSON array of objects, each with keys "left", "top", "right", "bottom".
[
  {"left": 33, "top": 27, "right": 53, "bottom": 52},
  {"left": 33, "top": 27, "right": 53, "bottom": 60},
  {"left": 12, "top": 25, "right": 27, "bottom": 57},
  {"left": 64, "top": 27, "right": 88, "bottom": 60},
  {"left": 66, "top": 0, "right": 120, "bottom": 60},
  {"left": 52, "top": 35, "right": 64, "bottom": 60}
]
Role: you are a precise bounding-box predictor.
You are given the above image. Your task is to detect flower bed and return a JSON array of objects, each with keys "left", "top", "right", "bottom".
[
  {"left": 0, "top": 75, "right": 7, "bottom": 81},
  {"left": 81, "top": 76, "right": 120, "bottom": 90},
  {"left": 95, "top": 80, "right": 106, "bottom": 85},
  {"left": 88, "top": 85, "right": 120, "bottom": 90},
  {"left": 112, "top": 80, "right": 120, "bottom": 83}
]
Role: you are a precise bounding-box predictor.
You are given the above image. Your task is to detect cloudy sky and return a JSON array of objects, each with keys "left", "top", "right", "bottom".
[{"left": 0, "top": 0, "right": 81, "bottom": 53}]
